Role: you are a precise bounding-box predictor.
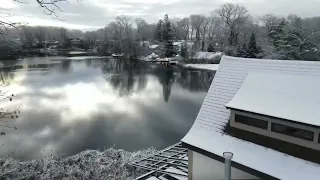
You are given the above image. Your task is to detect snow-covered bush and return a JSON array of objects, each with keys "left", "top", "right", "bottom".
[{"left": 0, "top": 148, "right": 157, "bottom": 180}]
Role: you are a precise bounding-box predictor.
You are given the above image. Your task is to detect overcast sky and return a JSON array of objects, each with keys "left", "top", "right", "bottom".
[{"left": 1, "top": 0, "right": 320, "bottom": 31}]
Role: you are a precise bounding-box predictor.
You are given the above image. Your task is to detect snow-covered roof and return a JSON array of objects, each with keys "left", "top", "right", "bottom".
[
  {"left": 173, "top": 42, "right": 182, "bottom": 46},
  {"left": 194, "top": 52, "right": 223, "bottom": 60},
  {"left": 149, "top": 45, "right": 159, "bottom": 49},
  {"left": 182, "top": 56, "right": 320, "bottom": 180},
  {"left": 226, "top": 72, "right": 320, "bottom": 126}
]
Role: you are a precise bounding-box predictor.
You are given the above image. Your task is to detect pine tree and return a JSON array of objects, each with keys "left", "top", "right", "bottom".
[
  {"left": 162, "top": 14, "right": 174, "bottom": 57},
  {"left": 270, "top": 20, "right": 319, "bottom": 60},
  {"left": 237, "top": 43, "right": 248, "bottom": 58},
  {"left": 181, "top": 43, "right": 188, "bottom": 58},
  {"left": 270, "top": 20, "right": 287, "bottom": 48},
  {"left": 155, "top": 20, "right": 163, "bottom": 42},
  {"left": 207, "top": 43, "right": 215, "bottom": 52},
  {"left": 247, "top": 32, "right": 261, "bottom": 58}
]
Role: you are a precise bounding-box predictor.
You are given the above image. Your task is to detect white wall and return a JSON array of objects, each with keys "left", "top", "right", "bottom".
[{"left": 191, "top": 151, "right": 259, "bottom": 180}]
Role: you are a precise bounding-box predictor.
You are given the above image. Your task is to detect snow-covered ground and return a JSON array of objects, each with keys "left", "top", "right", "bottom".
[
  {"left": 194, "top": 52, "right": 223, "bottom": 60},
  {"left": 183, "top": 64, "right": 219, "bottom": 71},
  {"left": 0, "top": 148, "right": 157, "bottom": 180}
]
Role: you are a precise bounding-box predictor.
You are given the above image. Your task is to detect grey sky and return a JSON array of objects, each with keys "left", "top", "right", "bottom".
[{"left": 2, "top": 0, "right": 320, "bottom": 30}]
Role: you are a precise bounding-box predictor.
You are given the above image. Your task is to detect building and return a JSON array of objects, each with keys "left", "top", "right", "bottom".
[
  {"left": 182, "top": 56, "right": 320, "bottom": 180},
  {"left": 70, "top": 38, "right": 81, "bottom": 47}
]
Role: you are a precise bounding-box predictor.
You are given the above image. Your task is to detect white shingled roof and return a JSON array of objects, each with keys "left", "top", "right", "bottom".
[
  {"left": 182, "top": 56, "right": 320, "bottom": 180},
  {"left": 226, "top": 72, "right": 320, "bottom": 126}
]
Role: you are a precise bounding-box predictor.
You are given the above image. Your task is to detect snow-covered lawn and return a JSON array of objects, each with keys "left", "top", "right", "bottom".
[
  {"left": 183, "top": 64, "right": 219, "bottom": 71},
  {"left": 194, "top": 52, "right": 223, "bottom": 60},
  {"left": 0, "top": 148, "right": 157, "bottom": 180}
]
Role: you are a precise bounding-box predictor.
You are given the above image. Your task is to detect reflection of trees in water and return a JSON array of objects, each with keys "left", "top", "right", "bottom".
[
  {"left": 101, "top": 58, "right": 148, "bottom": 96},
  {"left": 60, "top": 60, "right": 71, "bottom": 72},
  {"left": 101, "top": 59, "right": 215, "bottom": 101},
  {"left": 177, "top": 68, "right": 215, "bottom": 92},
  {"left": 154, "top": 67, "right": 175, "bottom": 102},
  {"left": 85, "top": 59, "right": 92, "bottom": 67},
  {"left": 0, "top": 70, "right": 15, "bottom": 85},
  {"left": 1, "top": 63, "right": 60, "bottom": 72}
]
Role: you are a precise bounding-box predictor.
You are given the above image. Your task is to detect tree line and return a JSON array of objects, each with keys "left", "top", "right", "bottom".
[
  {"left": 76, "top": 3, "right": 320, "bottom": 60},
  {"left": 3, "top": 3, "right": 320, "bottom": 60}
]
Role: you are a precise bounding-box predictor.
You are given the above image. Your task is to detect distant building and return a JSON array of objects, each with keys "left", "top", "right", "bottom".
[
  {"left": 171, "top": 41, "right": 183, "bottom": 55},
  {"left": 149, "top": 44, "right": 159, "bottom": 49},
  {"left": 182, "top": 56, "right": 320, "bottom": 180},
  {"left": 70, "top": 38, "right": 81, "bottom": 45},
  {"left": 147, "top": 44, "right": 163, "bottom": 56}
]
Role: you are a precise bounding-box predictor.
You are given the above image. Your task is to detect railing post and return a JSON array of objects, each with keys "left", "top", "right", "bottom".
[{"left": 223, "top": 152, "right": 233, "bottom": 180}]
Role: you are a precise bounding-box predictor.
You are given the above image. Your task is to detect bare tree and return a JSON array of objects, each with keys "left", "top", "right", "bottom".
[
  {"left": 190, "top": 14, "right": 206, "bottom": 49},
  {"left": 207, "top": 15, "right": 223, "bottom": 41},
  {"left": 84, "top": 31, "right": 98, "bottom": 49},
  {"left": 0, "top": 0, "right": 77, "bottom": 40},
  {"left": 22, "top": 26, "right": 33, "bottom": 48},
  {"left": 34, "top": 26, "right": 46, "bottom": 46},
  {"left": 260, "top": 14, "right": 283, "bottom": 37},
  {"left": 115, "top": 16, "right": 134, "bottom": 54},
  {"left": 59, "top": 27, "right": 68, "bottom": 46},
  {"left": 216, "top": 3, "right": 249, "bottom": 46},
  {"left": 200, "top": 17, "right": 211, "bottom": 50},
  {"left": 177, "top": 18, "right": 190, "bottom": 40},
  {"left": 190, "top": 15, "right": 205, "bottom": 41},
  {"left": 23, "top": 0, "right": 73, "bottom": 19},
  {"left": 135, "top": 18, "right": 148, "bottom": 41}
]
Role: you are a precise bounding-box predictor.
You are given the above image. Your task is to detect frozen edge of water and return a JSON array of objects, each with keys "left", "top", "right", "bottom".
[{"left": 0, "top": 147, "right": 157, "bottom": 180}]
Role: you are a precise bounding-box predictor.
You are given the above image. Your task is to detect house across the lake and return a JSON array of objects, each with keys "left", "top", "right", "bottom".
[{"left": 182, "top": 56, "right": 320, "bottom": 180}]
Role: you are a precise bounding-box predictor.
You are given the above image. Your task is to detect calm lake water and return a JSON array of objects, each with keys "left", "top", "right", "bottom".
[{"left": 0, "top": 57, "right": 215, "bottom": 160}]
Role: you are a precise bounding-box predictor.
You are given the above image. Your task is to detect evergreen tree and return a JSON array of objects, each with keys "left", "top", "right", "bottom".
[
  {"left": 181, "top": 43, "right": 188, "bottom": 58},
  {"left": 270, "top": 20, "right": 287, "bottom": 48},
  {"left": 155, "top": 20, "right": 163, "bottom": 42},
  {"left": 162, "top": 14, "right": 174, "bottom": 57},
  {"left": 236, "top": 42, "right": 248, "bottom": 58},
  {"left": 207, "top": 43, "right": 215, "bottom": 52},
  {"left": 247, "top": 32, "right": 261, "bottom": 58},
  {"left": 270, "top": 20, "right": 319, "bottom": 60}
]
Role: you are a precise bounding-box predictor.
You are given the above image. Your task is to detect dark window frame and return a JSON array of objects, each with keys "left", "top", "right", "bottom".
[
  {"left": 271, "top": 123, "right": 314, "bottom": 142},
  {"left": 234, "top": 114, "right": 268, "bottom": 130}
]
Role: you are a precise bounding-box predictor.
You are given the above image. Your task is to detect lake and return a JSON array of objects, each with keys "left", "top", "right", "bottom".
[{"left": 0, "top": 57, "right": 215, "bottom": 160}]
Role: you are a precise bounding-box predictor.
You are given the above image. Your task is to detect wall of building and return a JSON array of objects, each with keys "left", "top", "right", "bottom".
[
  {"left": 190, "top": 151, "right": 259, "bottom": 180},
  {"left": 230, "top": 110, "right": 320, "bottom": 151}
]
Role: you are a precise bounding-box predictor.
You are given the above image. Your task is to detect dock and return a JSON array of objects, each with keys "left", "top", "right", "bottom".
[{"left": 130, "top": 142, "right": 188, "bottom": 180}]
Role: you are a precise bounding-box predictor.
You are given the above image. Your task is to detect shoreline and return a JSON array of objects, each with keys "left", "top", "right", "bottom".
[{"left": 182, "top": 64, "right": 219, "bottom": 71}]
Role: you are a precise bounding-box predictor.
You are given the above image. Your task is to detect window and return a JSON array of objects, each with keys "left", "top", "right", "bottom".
[
  {"left": 235, "top": 114, "right": 268, "bottom": 129},
  {"left": 271, "top": 123, "right": 314, "bottom": 141}
]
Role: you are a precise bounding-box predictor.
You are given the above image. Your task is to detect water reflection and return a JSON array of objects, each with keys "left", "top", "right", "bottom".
[{"left": 0, "top": 58, "right": 214, "bottom": 160}]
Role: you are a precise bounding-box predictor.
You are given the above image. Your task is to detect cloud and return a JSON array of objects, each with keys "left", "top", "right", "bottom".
[{"left": 3, "top": 0, "right": 320, "bottom": 30}]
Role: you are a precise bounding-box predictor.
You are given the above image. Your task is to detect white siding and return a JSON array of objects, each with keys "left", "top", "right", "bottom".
[{"left": 191, "top": 151, "right": 258, "bottom": 180}]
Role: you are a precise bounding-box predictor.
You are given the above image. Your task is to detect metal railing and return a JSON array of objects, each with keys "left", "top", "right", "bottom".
[{"left": 130, "top": 142, "right": 188, "bottom": 180}]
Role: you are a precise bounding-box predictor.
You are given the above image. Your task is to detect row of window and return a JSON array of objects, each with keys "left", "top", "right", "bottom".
[{"left": 234, "top": 114, "right": 317, "bottom": 142}]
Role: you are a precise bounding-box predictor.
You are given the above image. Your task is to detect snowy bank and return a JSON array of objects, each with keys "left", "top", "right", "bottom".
[
  {"left": 51, "top": 56, "right": 109, "bottom": 61},
  {"left": 194, "top": 52, "right": 223, "bottom": 60},
  {"left": 184, "top": 64, "right": 219, "bottom": 71},
  {"left": 0, "top": 148, "right": 157, "bottom": 180}
]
